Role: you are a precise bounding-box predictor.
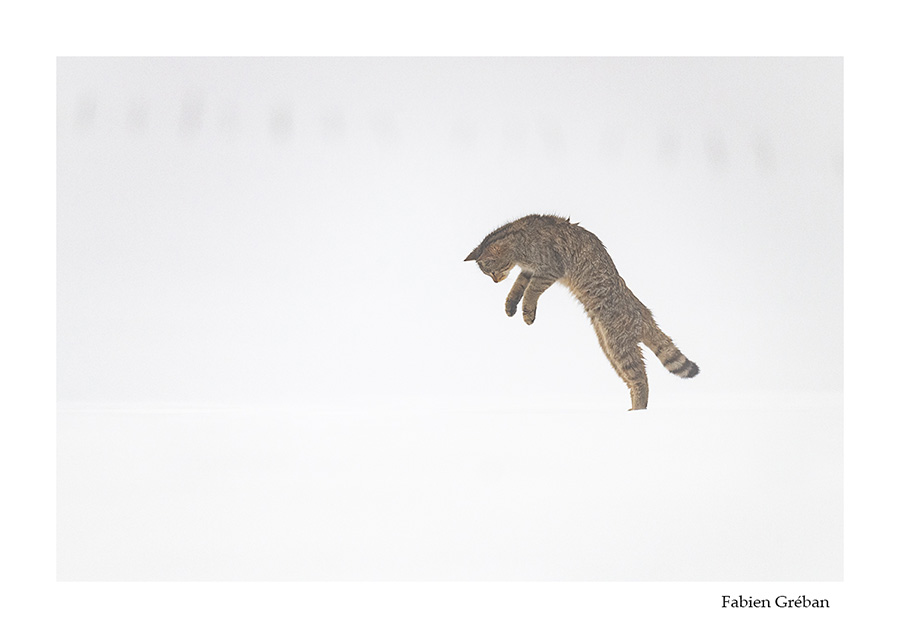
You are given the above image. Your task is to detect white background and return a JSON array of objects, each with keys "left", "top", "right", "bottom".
[
  {"left": 57, "top": 57, "right": 841, "bottom": 409},
  {"left": 55, "top": 57, "right": 843, "bottom": 581}
]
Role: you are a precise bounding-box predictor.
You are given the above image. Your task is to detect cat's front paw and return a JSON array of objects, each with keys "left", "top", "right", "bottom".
[
  {"left": 505, "top": 300, "right": 518, "bottom": 317},
  {"left": 522, "top": 308, "right": 535, "bottom": 325}
]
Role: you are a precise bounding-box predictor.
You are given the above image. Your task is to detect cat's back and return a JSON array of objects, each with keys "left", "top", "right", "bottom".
[
  {"left": 533, "top": 216, "right": 624, "bottom": 293},
  {"left": 523, "top": 214, "right": 606, "bottom": 259},
  {"left": 510, "top": 213, "right": 598, "bottom": 247}
]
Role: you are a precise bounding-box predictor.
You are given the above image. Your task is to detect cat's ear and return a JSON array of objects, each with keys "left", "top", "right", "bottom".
[{"left": 464, "top": 246, "right": 483, "bottom": 262}]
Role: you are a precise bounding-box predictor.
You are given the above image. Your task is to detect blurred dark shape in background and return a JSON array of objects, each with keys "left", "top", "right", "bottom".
[
  {"left": 320, "top": 106, "right": 345, "bottom": 141},
  {"left": 179, "top": 92, "right": 204, "bottom": 136},
  {"left": 704, "top": 131, "right": 728, "bottom": 170},
  {"left": 74, "top": 95, "right": 96, "bottom": 131},
  {"left": 269, "top": 104, "right": 294, "bottom": 142}
]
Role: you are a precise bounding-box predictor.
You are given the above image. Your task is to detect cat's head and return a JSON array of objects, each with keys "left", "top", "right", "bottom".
[{"left": 464, "top": 242, "right": 514, "bottom": 283}]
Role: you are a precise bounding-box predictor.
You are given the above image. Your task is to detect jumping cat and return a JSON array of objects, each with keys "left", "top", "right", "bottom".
[{"left": 464, "top": 214, "right": 699, "bottom": 410}]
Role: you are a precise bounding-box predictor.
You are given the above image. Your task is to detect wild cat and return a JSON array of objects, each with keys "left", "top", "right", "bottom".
[{"left": 465, "top": 214, "right": 699, "bottom": 410}]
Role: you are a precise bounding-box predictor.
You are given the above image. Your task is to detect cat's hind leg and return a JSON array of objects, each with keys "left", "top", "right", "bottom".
[
  {"left": 611, "top": 339, "right": 649, "bottom": 410},
  {"left": 623, "top": 359, "right": 649, "bottom": 410},
  {"left": 594, "top": 320, "right": 649, "bottom": 410}
]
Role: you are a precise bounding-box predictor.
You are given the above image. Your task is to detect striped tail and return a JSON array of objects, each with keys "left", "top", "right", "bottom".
[{"left": 642, "top": 320, "right": 699, "bottom": 379}]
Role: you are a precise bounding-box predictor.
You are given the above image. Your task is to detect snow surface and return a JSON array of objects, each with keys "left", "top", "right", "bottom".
[{"left": 58, "top": 395, "right": 841, "bottom": 581}]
